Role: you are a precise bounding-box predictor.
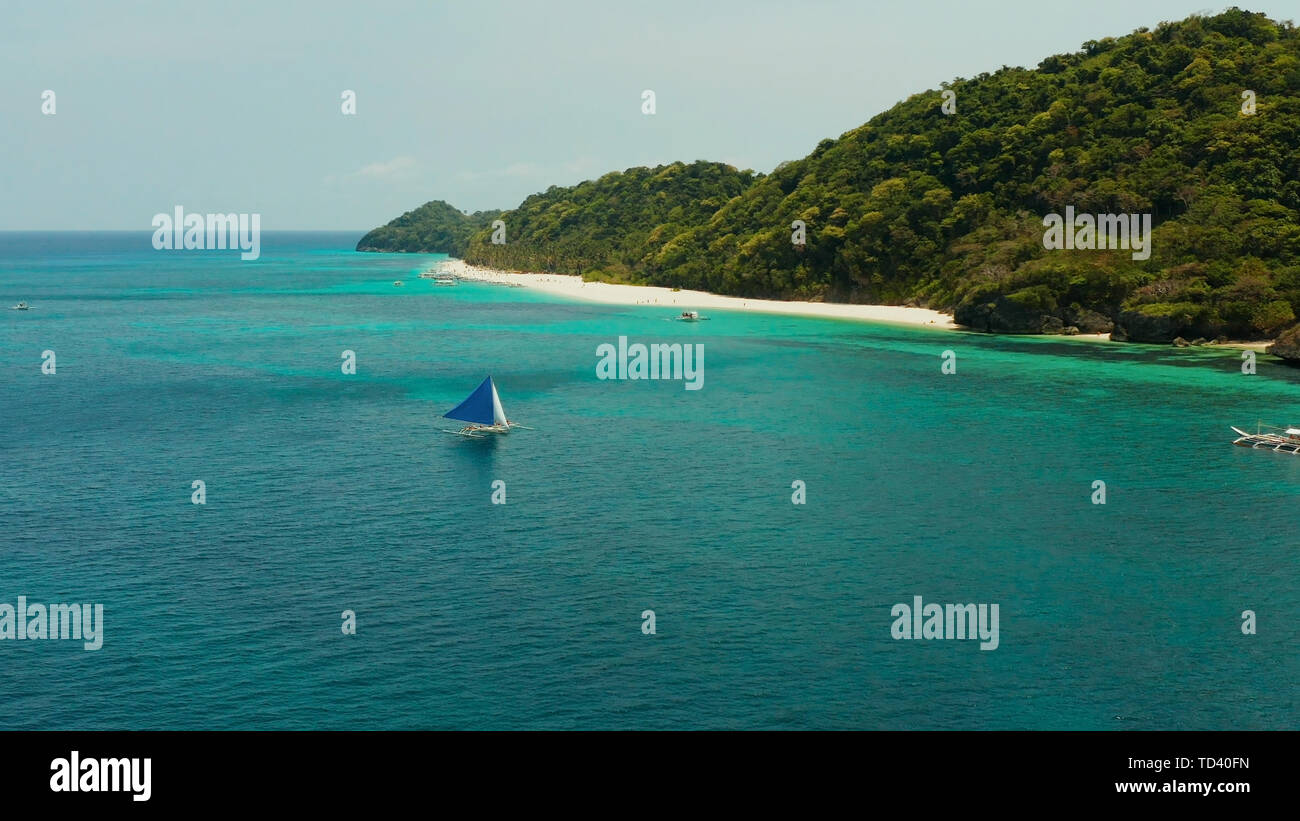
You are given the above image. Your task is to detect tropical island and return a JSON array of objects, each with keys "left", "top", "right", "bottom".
[{"left": 358, "top": 8, "right": 1300, "bottom": 361}]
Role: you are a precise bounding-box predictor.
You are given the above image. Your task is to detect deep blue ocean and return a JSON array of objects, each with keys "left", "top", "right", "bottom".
[{"left": 1, "top": 232, "right": 1296, "bottom": 729}]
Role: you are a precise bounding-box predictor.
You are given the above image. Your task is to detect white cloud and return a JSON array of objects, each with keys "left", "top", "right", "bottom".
[{"left": 325, "top": 156, "right": 418, "bottom": 185}]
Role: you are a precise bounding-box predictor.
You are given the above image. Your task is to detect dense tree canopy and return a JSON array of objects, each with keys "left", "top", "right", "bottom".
[
  {"left": 361, "top": 9, "right": 1300, "bottom": 343},
  {"left": 356, "top": 200, "right": 499, "bottom": 257},
  {"left": 462, "top": 162, "right": 758, "bottom": 281}
]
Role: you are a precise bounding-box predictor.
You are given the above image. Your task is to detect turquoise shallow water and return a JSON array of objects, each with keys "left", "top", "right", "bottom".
[{"left": 1, "top": 232, "right": 1296, "bottom": 729}]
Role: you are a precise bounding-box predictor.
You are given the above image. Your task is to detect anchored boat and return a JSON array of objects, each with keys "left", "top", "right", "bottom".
[
  {"left": 1231, "top": 423, "right": 1300, "bottom": 454},
  {"left": 443, "top": 376, "right": 523, "bottom": 437}
]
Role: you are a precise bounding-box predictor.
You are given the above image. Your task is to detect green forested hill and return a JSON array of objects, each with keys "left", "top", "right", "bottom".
[
  {"left": 355, "top": 200, "right": 500, "bottom": 256},
  {"left": 361, "top": 8, "right": 1300, "bottom": 343},
  {"left": 463, "top": 162, "right": 758, "bottom": 280}
]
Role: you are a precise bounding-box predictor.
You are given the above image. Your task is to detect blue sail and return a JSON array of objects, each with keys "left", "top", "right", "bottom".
[{"left": 443, "top": 376, "right": 498, "bottom": 425}]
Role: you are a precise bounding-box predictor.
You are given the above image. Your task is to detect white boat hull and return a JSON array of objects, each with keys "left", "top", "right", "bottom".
[{"left": 1231, "top": 425, "right": 1300, "bottom": 454}]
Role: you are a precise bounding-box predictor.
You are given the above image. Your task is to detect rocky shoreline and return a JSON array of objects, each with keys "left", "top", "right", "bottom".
[
  {"left": 1266, "top": 326, "right": 1300, "bottom": 362},
  {"left": 952, "top": 295, "right": 1290, "bottom": 359}
]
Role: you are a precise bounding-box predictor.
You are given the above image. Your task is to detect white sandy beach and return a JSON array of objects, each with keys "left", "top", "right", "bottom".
[{"left": 438, "top": 258, "right": 961, "bottom": 329}]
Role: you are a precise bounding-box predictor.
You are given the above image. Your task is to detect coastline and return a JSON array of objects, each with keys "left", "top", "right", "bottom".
[{"left": 436, "top": 259, "right": 1279, "bottom": 351}]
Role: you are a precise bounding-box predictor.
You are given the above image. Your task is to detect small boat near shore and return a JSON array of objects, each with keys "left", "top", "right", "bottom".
[
  {"left": 676, "top": 310, "right": 708, "bottom": 321},
  {"left": 11, "top": 302, "right": 30, "bottom": 310},
  {"left": 1231, "top": 423, "right": 1300, "bottom": 454}
]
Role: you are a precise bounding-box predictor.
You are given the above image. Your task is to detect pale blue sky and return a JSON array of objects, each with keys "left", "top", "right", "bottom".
[{"left": 0, "top": 1, "right": 1291, "bottom": 229}]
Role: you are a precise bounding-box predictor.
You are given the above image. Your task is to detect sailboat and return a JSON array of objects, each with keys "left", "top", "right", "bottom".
[{"left": 442, "top": 376, "right": 518, "bottom": 437}]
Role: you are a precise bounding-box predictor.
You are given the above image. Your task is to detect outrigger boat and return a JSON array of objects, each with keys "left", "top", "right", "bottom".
[
  {"left": 1231, "top": 422, "right": 1300, "bottom": 454},
  {"left": 442, "top": 376, "right": 528, "bottom": 437},
  {"left": 676, "top": 310, "right": 708, "bottom": 321},
  {"left": 11, "top": 302, "right": 29, "bottom": 310}
]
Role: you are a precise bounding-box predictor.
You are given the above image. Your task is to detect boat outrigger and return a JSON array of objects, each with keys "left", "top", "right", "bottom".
[
  {"left": 1231, "top": 423, "right": 1300, "bottom": 454},
  {"left": 442, "top": 376, "right": 529, "bottom": 437}
]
